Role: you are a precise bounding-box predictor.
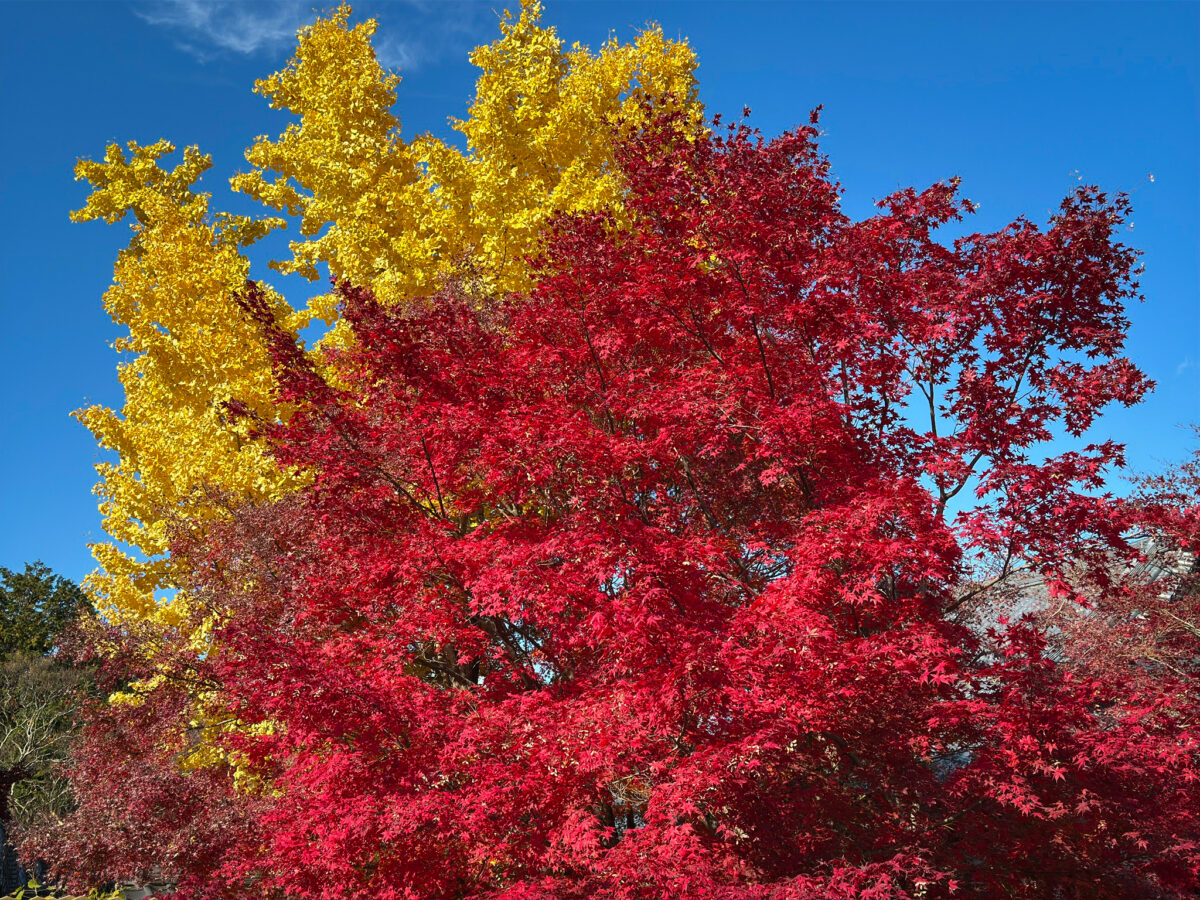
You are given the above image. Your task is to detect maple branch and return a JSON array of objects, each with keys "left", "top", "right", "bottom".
[
  {"left": 677, "top": 454, "right": 722, "bottom": 533},
  {"left": 569, "top": 286, "right": 620, "bottom": 435},
  {"left": 750, "top": 315, "right": 777, "bottom": 400},
  {"left": 933, "top": 342, "right": 1042, "bottom": 518},
  {"left": 1163, "top": 610, "right": 1200, "bottom": 642},
  {"left": 638, "top": 292, "right": 724, "bottom": 364},
  {"left": 421, "top": 436, "right": 447, "bottom": 518}
]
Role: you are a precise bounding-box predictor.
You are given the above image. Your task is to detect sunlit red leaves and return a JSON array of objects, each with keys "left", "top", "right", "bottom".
[{"left": 37, "top": 116, "right": 1198, "bottom": 899}]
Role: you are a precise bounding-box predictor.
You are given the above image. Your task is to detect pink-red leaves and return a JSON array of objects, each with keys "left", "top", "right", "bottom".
[{"left": 37, "top": 115, "right": 1198, "bottom": 900}]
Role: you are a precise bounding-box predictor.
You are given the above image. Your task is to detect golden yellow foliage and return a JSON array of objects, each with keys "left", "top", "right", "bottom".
[
  {"left": 234, "top": 1, "right": 699, "bottom": 313},
  {"left": 231, "top": 6, "right": 435, "bottom": 322},
  {"left": 76, "top": 1, "right": 700, "bottom": 629},
  {"left": 437, "top": 3, "right": 699, "bottom": 295},
  {"left": 73, "top": 140, "right": 296, "bottom": 626}
]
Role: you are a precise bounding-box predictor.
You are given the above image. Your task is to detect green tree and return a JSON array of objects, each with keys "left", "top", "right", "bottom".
[{"left": 0, "top": 565, "right": 89, "bottom": 660}]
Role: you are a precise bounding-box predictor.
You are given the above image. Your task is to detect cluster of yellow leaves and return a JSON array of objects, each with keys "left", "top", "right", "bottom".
[
  {"left": 72, "top": 140, "right": 297, "bottom": 627},
  {"left": 75, "top": 1, "right": 699, "bottom": 631},
  {"left": 448, "top": 5, "right": 698, "bottom": 293},
  {"left": 233, "top": 1, "right": 699, "bottom": 323}
]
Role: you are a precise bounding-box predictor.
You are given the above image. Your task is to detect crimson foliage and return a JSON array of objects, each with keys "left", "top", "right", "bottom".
[{"left": 38, "top": 116, "right": 1198, "bottom": 899}]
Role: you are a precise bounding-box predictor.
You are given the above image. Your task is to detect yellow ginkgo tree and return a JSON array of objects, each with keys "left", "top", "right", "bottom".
[
  {"left": 74, "top": 1, "right": 701, "bottom": 630},
  {"left": 72, "top": 140, "right": 295, "bottom": 628}
]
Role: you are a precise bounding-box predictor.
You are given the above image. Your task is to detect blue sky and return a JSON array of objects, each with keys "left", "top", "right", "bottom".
[{"left": 1, "top": 0, "right": 1197, "bottom": 584}]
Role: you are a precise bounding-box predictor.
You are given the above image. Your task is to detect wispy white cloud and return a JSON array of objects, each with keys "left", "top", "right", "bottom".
[
  {"left": 374, "top": 31, "right": 422, "bottom": 72},
  {"left": 1177, "top": 357, "right": 1194, "bottom": 377},
  {"left": 363, "top": 2, "right": 495, "bottom": 72},
  {"left": 133, "top": 1, "right": 313, "bottom": 58},
  {"left": 133, "top": 0, "right": 492, "bottom": 71}
]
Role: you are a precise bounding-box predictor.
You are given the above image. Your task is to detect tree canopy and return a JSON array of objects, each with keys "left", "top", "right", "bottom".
[
  {"left": 70, "top": 1, "right": 699, "bottom": 632},
  {"left": 35, "top": 106, "right": 1200, "bottom": 898}
]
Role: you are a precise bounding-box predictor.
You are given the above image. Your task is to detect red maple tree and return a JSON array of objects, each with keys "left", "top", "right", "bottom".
[{"left": 33, "top": 114, "right": 1199, "bottom": 899}]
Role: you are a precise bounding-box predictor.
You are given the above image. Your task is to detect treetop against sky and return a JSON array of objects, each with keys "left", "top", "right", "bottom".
[
  {"left": 0, "top": 0, "right": 1196, "bottom": 584},
  {"left": 29, "top": 104, "right": 1200, "bottom": 899},
  {"left": 0, "top": 3, "right": 1197, "bottom": 897}
]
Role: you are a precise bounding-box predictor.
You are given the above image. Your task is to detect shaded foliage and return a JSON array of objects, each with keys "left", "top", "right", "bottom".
[{"left": 0, "top": 566, "right": 92, "bottom": 895}]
